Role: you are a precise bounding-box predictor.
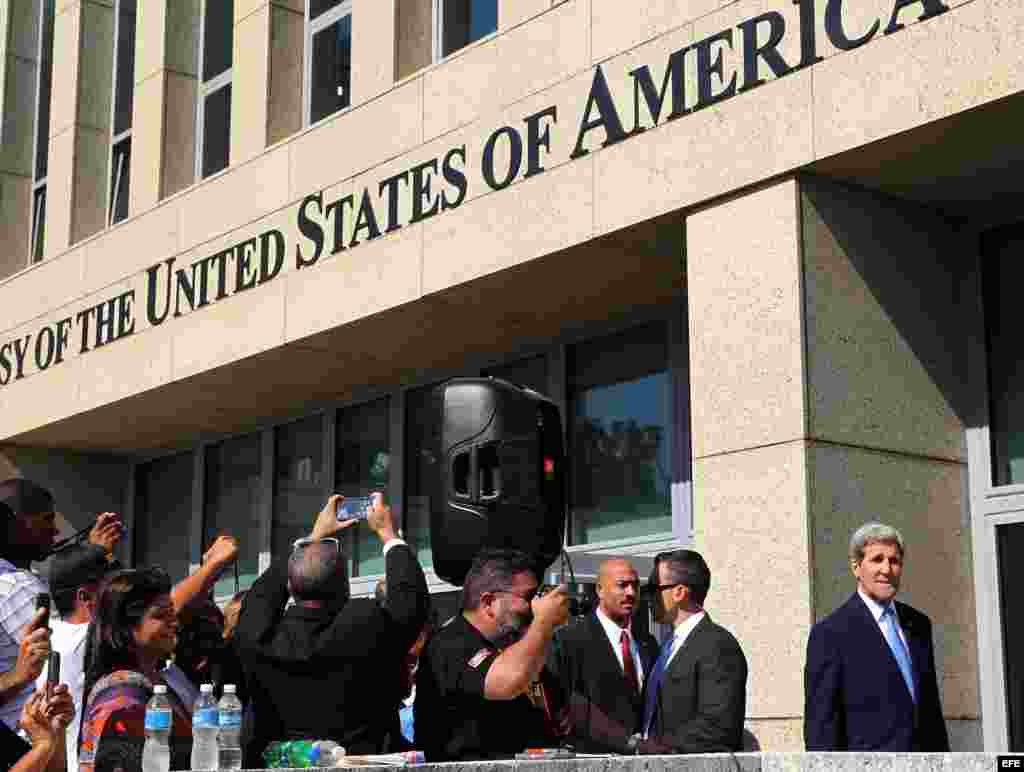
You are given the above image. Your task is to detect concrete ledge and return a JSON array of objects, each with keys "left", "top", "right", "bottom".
[{"left": 235, "top": 753, "right": 1016, "bottom": 772}]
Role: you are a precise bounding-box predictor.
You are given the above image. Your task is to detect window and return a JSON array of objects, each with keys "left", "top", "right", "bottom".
[
  {"left": 568, "top": 323, "right": 673, "bottom": 545},
  {"left": 197, "top": 0, "right": 233, "bottom": 178},
  {"left": 337, "top": 399, "right": 390, "bottom": 577},
  {"left": 204, "top": 434, "right": 262, "bottom": 597},
  {"left": 984, "top": 225, "right": 1024, "bottom": 486},
  {"left": 435, "top": 0, "right": 497, "bottom": 59},
  {"left": 135, "top": 454, "right": 194, "bottom": 583},
  {"left": 108, "top": 0, "right": 135, "bottom": 224},
  {"left": 305, "top": 0, "right": 351, "bottom": 125},
  {"left": 273, "top": 416, "right": 325, "bottom": 559},
  {"left": 30, "top": 0, "right": 55, "bottom": 261},
  {"left": 404, "top": 384, "right": 438, "bottom": 568}
]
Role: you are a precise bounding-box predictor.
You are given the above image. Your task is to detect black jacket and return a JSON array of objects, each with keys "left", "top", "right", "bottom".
[
  {"left": 546, "top": 613, "right": 658, "bottom": 752},
  {"left": 804, "top": 593, "right": 949, "bottom": 752},
  {"left": 641, "top": 614, "right": 748, "bottom": 754},
  {"left": 234, "top": 543, "right": 428, "bottom": 766}
]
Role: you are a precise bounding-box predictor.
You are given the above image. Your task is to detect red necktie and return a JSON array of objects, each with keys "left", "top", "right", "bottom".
[{"left": 621, "top": 629, "right": 639, "bottom": 694}]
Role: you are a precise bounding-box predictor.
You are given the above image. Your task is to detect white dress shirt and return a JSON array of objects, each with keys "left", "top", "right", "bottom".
[
  {"left": 594, "top": 607, "right": 645, "bottom": 690},
  {"left": 36, "top": 619, "right": 89, "bottom": 772},
  {"left": 0, "top": 559, "right": 47, "bottom": 730},
  {"left": 857, "top": 588, "right": 909, "bottom": 649},
  {"left": 663, "top": 610, "right": 706, "bottom": 671}
]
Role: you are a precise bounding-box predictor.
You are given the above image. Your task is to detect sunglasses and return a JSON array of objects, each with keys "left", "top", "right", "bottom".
[{"left": 291, "top": 536, "right": 341, "bottom": 553}]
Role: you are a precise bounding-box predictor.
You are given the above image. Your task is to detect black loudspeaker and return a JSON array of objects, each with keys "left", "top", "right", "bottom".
[{"left": 428, "top": 377, "right": 566, "bottom": 587}]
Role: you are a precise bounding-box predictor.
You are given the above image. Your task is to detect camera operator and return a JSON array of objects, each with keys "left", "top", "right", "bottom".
[
  {"left": 414, "top": 549, "right": 569, "bottom": 762},
  {"left": 234, "top": 494, "right": 428, "bottom": 767},
  {"left": 0, "top": 480, "right": 122, "bottom": 731}
]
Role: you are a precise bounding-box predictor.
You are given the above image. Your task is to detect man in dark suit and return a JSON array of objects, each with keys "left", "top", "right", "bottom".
[
  {"left": 234, "top": 494, "right": 429, "bottom": 766},
  {"left": 804, "top": 522, "right": 949, "bottom": 752},
  {"left": 547, "top": 559, "right": 659, "bottom": 752},
  {"left": 634, "top": 550, "right": 748, "bottom": 754}
]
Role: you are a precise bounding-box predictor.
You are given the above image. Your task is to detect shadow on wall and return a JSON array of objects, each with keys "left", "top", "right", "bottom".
[{"left": 800, "top": 174, "right": 975, "bottom": 438}]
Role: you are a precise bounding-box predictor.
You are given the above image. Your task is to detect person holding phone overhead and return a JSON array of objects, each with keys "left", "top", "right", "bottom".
[
  {"left": 0, "top": 479, "right": 125, "bottom": 732},
  {"left": 234, "top": 494, "right": 429, "bottom": 767}
]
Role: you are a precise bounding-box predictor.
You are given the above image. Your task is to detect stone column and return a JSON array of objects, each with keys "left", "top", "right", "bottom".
[
  {"left": 231, "top": 0, "right": 302, "bottom": 165},
  {"left": 44, "top": 0, "right": 113, "bottom": 255},
  {"left": 687, "top": 175, "right": 980, "bottom": 750},
  {"left": 130, "top": 0, "right": 200, "bottom": 211},
  {"left": 799, "top": 175, "right": 978, "bottom": 749},
  {"left": 0, "top": 0, "right": 39, "bottom": 276},
  {"left": 687, "top": 178, "right": 812, "bottom": 750},
  {"left": 350, "top": 0, "right": 395, "bottom": 102}
]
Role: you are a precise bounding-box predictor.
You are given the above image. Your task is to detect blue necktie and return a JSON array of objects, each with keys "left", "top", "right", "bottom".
[
  {"left": 641, "top": 636, "right": 675, "bottom": 735},
  {"left": 881, "top": 605, "right": 916, "bottom": 703}
]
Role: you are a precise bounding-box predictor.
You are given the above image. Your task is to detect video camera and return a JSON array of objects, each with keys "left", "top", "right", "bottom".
[{"left": 426, "top": 377, "right": 592, "bottom": 616}]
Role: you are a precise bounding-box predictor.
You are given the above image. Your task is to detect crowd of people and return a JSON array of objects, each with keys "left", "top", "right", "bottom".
[{"left": 0, "top": 475, "right": 950, "bottom": 771}]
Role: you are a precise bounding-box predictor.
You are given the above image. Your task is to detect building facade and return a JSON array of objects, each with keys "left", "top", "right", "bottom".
[{"left": 0, "top": 0, "right": 1020, "bottom": 752}]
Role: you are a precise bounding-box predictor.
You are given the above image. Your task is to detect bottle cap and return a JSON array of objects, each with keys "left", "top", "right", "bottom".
[
  {"left": 200, "top": 683, "right": 214, "bottom": 693},
  {"left": 153, "top": 685, "right": 167, "bottom": 694},
  {"left": 224, "top": 684, "right": 236, "bottom": 694}
]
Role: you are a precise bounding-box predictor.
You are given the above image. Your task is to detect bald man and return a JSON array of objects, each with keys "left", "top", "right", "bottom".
[{"left": 547, "top": 559, "right": 659, "bottom": 753}]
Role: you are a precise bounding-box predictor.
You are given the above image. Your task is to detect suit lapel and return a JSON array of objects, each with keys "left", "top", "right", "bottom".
[{"left": 587, "top": 613, "right": 625, "bottom": 679}]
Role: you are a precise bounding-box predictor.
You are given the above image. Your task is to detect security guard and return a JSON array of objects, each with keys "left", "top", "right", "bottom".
[{"left": 414, "top": 549, "right": 569, "bottom": 762}]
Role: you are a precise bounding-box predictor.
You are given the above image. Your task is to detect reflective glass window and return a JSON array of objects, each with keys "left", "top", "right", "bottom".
[
  {"left": 310, "top": 14, "right": 351, "bottom": 124},
  {"left": 135, "top": 454, "right": 193, "bottom": 583},
  {"left": 442, "top": 0, "right": 497, "bottom": 57},
  {"left": 204, "top": 434, "right": 262, "bottom": 597},
  {"left": 337, "top": 399, "right": 390, "bottom": 577},
  {"left": 568, "top": 323, "right": 672, "bottom": 544},
  {"left": 273, "top": 417, "right": 325, "bottom": 559}
]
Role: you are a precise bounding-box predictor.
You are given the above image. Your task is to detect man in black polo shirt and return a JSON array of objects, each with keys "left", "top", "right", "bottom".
[{"left": 415, "top": 550, "right": 569, "bottom": 762}]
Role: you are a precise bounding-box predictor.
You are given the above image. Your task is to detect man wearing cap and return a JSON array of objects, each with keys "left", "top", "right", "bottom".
[
  {"left": 0, "top": 478, "right": 122, "bottom": 731},
  {"left": 35, "top": 543, "right": 122, "bottom": 772}
]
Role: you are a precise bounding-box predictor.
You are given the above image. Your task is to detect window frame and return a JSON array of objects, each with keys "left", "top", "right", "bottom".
[
  {"left": 303, "top": 0, "right": 353, "bottom": 127},
  {"left": 107, "top": 0, "right": 135, "bottom": 226},
  {"left": 195, "top": 0, "right": 234, "bottom": 180},
  {"left": 431, "top": 0, "right": 498, "bottom": 64}
]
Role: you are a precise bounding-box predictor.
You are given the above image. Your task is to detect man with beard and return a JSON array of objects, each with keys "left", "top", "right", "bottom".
[
  {"left": 547, "top": 559, "right": 659, "bottom": 752},
  {"left": 0, "top": 479, "right": 122, "bottom": 731},
  {"left": 415, "top": 550, "right": 569, "bottom": 762}
]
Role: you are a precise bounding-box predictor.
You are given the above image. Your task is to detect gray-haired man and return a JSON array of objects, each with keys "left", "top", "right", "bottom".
[{"left": 804, "top": 522, "right": 949, "bottom": 751}]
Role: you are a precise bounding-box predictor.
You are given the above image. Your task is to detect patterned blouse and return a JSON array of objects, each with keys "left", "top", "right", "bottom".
[{"left": 79, "top": 671, "right": 192, "bottom": 772}]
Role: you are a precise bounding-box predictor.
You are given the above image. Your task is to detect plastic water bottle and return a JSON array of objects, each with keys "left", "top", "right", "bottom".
[
  {"left": 142, "top": 685, "right": 172, "bottom": 772},
  {"left": 190, "top": 684, "right": 219, "bottom": 771},
  {"left": 217, "top": 684, "right": 243, "bottom": 770}
]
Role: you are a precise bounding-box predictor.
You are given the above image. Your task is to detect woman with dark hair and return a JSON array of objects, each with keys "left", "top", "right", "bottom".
[{"left": 78, "top": 569, "right": 192, "bottom": 772}]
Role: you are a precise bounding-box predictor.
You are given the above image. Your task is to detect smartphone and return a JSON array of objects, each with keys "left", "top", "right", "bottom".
[
  {"left": 35, "top": 593, "right": 51, "bottom": 629},
  {"left": 46, "top": 651, "right": 60, "bottom": 694},
  {"left": 335, "top": 495, "right": 375, "bottom": 521}
]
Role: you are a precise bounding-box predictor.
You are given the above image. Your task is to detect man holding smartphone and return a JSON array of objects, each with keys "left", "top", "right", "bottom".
[
  {"left": 234, "top": 494, "right": 429, "bottom": 766},
  {"left": 0, "top": 479, "right": 122, "bottom": 731}
]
